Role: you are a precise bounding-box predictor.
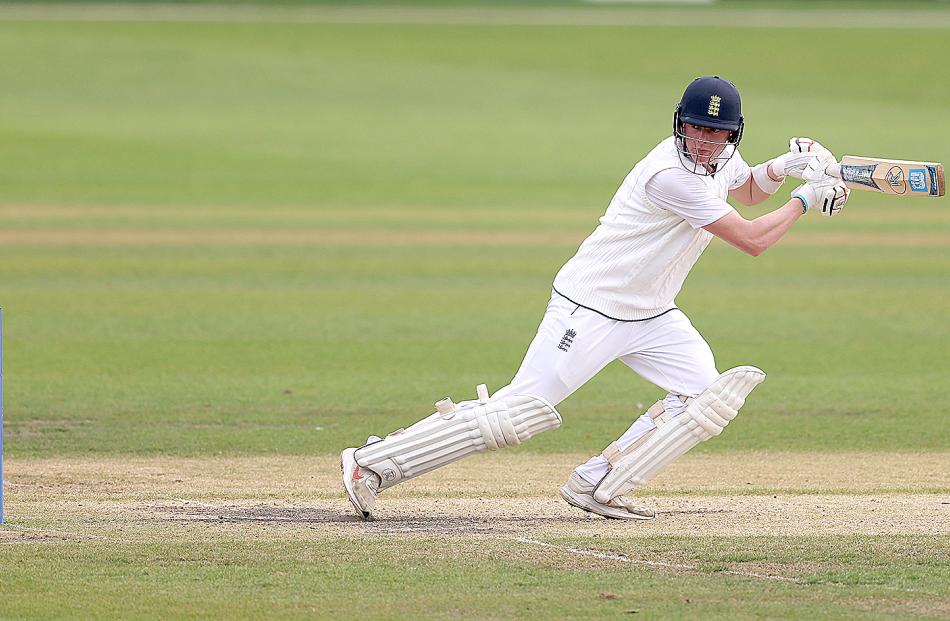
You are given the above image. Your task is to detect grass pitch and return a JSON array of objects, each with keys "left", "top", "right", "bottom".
[{"left": 1, "top": 3, "right": 949, "bottom": 619}]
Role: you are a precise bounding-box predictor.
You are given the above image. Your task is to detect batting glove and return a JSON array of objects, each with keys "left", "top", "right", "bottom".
[
  {"left": 792, "top": 176, "right": 850, "bottom": 216},
  {"left": 771, "top": 137, "right": 835, "bottom": 179}
]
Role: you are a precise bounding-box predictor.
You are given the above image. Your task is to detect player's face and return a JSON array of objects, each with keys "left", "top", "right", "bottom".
[{"left": 682, "top": 123, "right": 731, "bottom": 171}]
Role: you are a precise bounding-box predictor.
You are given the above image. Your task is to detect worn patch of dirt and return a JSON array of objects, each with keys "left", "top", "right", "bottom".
[
  {"left": 132, "top": 493, "right": 948, "bottom": 538},
  {"left": 847, "top": 595, "right": 950, "bottom": 618},
  {"left": 3, "top": 452, "right": 947, "bottom": 543},
  {"left": 3, "top": 418, "right": 95, "bottom": 439},
  {"left": 0, "top": 529, "right": 75, "bottom": 544},
  {"left": 8, "top": 452, "right": 949, "bottom": 502}
]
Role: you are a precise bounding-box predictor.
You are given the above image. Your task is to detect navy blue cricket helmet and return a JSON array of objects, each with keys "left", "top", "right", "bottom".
[
  {"left": 673, "top": 75, "right": 744, "bottom": 142},
  {"left": 673, "top": 76, "right": 744, "bottom": 174}
]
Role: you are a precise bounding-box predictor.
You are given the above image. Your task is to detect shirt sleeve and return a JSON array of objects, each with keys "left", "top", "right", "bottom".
[
  {"left": 727, "top": 150, "right": 752, "bottom": 190},
  {"left": 645, "top": 168, "right": 736, "bottom": 229}
]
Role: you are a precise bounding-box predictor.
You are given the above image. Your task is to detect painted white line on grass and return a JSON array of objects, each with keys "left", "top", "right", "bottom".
[
  {"left": 514, "top": 537, "right": 795, "bottom": 581},
  {"left": 516, "top": 536, "right": 700, "bottom": 571},
  {"left": 514, "top": 537, "right": 945, "bottom": 596},
  {"left": 516, "top": 536, "right": 798, "bottom": 583}
]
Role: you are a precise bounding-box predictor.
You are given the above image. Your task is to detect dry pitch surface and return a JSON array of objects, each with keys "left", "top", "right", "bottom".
[
  {"left": 5, "top": 451, "right": 947, "bottom": 544},
  {"left": 3, "top": 454, "right": 950, "bottom": 619}
]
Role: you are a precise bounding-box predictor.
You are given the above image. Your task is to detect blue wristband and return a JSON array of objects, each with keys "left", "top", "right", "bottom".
[{"left": 793, "top": 195, "right": 808, "bottom": 213}]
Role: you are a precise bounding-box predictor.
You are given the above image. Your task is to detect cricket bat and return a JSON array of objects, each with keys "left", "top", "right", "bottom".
[{"left": 825, "top": 156, "right": 945, "bottom": 197}]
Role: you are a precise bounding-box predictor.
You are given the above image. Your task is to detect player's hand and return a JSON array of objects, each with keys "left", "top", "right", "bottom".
[
  {"left": 792, "top": 175, "right": 850, "bottom": 216},
  {"left": 772, "top": 137, "right": 834, "bottom": 179}
]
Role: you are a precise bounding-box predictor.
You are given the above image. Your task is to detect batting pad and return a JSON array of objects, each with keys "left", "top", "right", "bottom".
[
  {"left": 593, "top": 366, "right": 766, "bottom": 504},
  {"left": 354, "top": 392, "right": 562, "bottom": 491}
]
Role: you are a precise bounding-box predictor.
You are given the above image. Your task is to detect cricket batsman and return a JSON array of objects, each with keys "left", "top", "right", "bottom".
[{"left": 341, "top": 76, "right": 850, "bottom": 521}]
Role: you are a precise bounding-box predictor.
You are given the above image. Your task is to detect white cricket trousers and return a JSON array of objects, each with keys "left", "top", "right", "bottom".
[{"left": 492, "top": 291, "right": 721, "bottom": 484}]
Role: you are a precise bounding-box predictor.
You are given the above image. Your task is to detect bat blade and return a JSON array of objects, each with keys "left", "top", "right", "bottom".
[{"left": 827, "top": 156, "right": 945, "bottom": 197}]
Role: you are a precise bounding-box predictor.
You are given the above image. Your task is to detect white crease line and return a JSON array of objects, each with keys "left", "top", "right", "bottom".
[
  {"left": 515, "top": 537, "right": 798, "bottom": 582},
  {"left": 514, "top": 537, "right": 945, "bottom": 595}
]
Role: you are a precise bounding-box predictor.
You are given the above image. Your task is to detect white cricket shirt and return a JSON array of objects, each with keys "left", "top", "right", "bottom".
[{"left": 552, "top": 136, "right": 751, "bottom": 320}]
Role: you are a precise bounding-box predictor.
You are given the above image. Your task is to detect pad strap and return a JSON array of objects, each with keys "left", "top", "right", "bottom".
[
  {"left": 593, "top": 366, "right": 766, "bottom": 504},
  {"left": 601, "top": 397, "right": 691, "bottom": 466},
  {"left": 355, "top": 389, "right": 561, "bottom": 490}
]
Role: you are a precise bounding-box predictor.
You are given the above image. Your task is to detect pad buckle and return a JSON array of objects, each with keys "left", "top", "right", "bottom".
[{"left": 435, "top": 397, "right": 456, "bottom": 419}]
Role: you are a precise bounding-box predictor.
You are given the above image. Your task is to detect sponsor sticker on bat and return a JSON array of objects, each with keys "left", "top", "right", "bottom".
[
  {"left": 908, "top": 168, "right": 928, "bottom": 193},
  {"left": 840, "top": 164, "right": 880, "bottom": 190},
  {"left": 885, "top": 166, "right": 906, "bottom": 194},
  {"left": 925, "top": 165, "right": 940, "bottom": 195}
]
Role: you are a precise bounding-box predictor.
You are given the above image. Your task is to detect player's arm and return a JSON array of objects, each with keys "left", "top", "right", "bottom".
[
  {"left": 707, "top": 174, "right": 850, "bottom": 256},
  {"left": 729, "top": 137, "right": 834, "bottom": 207},
  {"left": 703, "top": 199, "right": 804, "bottom": 256}
]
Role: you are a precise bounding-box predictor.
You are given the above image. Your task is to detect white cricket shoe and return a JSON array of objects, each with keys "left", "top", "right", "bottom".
[
  {"left": 341, "top": 436, "right": 383, "bottom": 521},
  {"left": 559, "top": 471, "right": 655, "bottom": 521}
]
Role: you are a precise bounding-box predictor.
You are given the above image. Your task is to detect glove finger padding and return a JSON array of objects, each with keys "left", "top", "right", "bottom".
[
  {"left": 793, "top": 179, "right": 850, "bottom": 216},
  {"left": 792, "top": 163, "right": 850, "bottom": 216},
  {"left": 801, "top": 152, "right": 837, "bottom": 183},
  {"left": 819, "top": 184, "right": 850, "bottom": 216},
  {"left": 776, "top": 136, "right": 835, "bottom": 179}
]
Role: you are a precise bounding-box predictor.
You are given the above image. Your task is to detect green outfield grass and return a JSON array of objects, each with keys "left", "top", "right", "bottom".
[
  {"left": 2, "top": 534, "right": 947, "bottom": 620},
  {"left": 0, "top": 9, "right": 948, "bottom": 457},
  {"left": 0, "top": 3, "right": 948, "bottom": 620}
]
